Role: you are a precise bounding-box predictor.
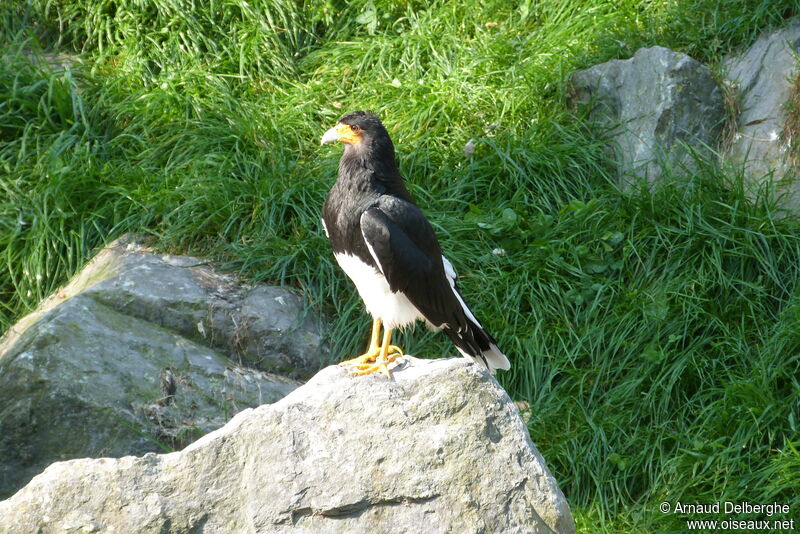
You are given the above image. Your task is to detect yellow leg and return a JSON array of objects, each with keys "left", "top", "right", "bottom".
[
  {"left": 339, "top": 318, "right": 403, "bottom": 368},
  {"left": 368, "top": 317, "right": 381, "bottom": 351},
  {"left": 339, "top": 318, "right": 382, "bottom": 366},
  {"left": 351, "top": 327, "right": 403, "bottom": 377}
]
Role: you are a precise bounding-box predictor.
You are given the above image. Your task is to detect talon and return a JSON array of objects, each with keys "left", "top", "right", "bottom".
[
  {"left": 340, "top": 321, "right": 402, "bottom": 377},
  {"left": 387, "top": 345, "right": 403, "bottom": 357},
  {"left": 350, "top": 351, "right": 401, "bottom": 377},
  {"left": 351, "top": 361, "right": 390, "bottom": 377},
  {"left": 339, "top": 348, "right": 381, "bottom": 367}
]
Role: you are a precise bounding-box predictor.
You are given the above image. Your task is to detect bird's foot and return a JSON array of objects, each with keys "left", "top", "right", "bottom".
[
  {"left": 340, "top": 346, "right": 404, "bottom": 378},
  {"left": 350, "top": 351, "right": 403, "bottom": 378},
  {"left": 339, "top": 345, "right": 403, "bottom": 367}
]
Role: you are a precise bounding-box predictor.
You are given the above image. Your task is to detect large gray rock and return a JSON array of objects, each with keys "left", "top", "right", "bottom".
[
  {"left": 0, "top": 235, "right": 323, "bottom": 498},
  {"left": 724, "top": 19, "right": 800, "bottom": 202},
  {"left": 570, "top": 46, "right": 726, "bottom": 186},
  {"left": 1, "top": 235, "right": 325, "bottom": 378},
  {"left": 0, "top": 357, "right": 575, "bottom": 534}
]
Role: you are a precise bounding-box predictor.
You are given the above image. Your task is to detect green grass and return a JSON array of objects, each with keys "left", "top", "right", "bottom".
[{"left": 2, "top": 0, "right": 799, "bottom": 531}]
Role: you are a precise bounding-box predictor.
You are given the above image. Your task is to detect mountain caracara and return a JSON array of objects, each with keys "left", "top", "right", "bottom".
[{"left": 321, "top": 110, "right": 511, "bottom": 377}]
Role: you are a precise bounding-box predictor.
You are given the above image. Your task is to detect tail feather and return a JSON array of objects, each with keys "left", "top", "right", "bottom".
[
  {"left": 480, "top": 342, "right": 512, "bottom": 373},
  {"left": 440, "top": 255, "right": 510, "bottom": 373},
  {"left": 445, "top": 319, "right": 511, "bottom": 374}
]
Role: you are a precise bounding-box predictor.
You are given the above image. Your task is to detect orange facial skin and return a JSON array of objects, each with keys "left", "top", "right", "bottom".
[{"left": 333, "top": 123, "right": 363, "bottom": 144}]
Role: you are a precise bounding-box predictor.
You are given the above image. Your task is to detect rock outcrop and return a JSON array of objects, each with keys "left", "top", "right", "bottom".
[
  {"left": 2, "top": 235, "right": 325, "bottom": 378},
  {"left": 570, "top": 46, "right": 726, "bottom": 186},
  {"left": 0, "top": 357, "right": 574, "bottom": 534},
  {"left": 724, "top": 19, "right": 800, "bottom": 201},
  {"left": 0, "top": 235, "right": 323, "bottom": 498}
]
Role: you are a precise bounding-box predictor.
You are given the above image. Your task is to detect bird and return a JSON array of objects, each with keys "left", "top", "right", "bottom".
[{"left": 320, "top": 110, "right": 511, "bottom": 377}]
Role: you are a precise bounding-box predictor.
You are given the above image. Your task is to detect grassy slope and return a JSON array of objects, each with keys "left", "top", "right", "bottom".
[{"left": 2, "top": 0, "right": 799, "bottom": 531}]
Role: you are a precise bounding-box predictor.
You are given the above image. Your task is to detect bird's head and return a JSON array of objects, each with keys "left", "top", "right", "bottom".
[
  {"left": 321, "top": 110, "right": 392, "bottom": 152},
  {"left": 321, "top": 110, "right": 403, "bottom": 185}
]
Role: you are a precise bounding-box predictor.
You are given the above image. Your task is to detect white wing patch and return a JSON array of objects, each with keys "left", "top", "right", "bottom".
[
  {"left": 360, "top": 211, "right": 386, "bottom": 275},
  {"left": 442, "top": 255, "right": 457, "bottom": 286},
  {"left": 441, "top": 255, "right": 482, "bottom": 329}
]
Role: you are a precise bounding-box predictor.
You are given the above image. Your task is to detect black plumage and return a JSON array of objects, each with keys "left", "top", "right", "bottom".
[{"left": 321, "top": 110, "right": 510, "bottom": 373}]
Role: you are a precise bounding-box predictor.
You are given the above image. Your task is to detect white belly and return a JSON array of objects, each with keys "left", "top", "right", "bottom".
[{"left": 334, "top": 253, "right": 423, "bottom": 330}]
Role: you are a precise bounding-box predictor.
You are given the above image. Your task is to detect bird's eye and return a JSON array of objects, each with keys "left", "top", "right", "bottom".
[{"left": 350, "top": 125, "right": 361, "bottom": 132}]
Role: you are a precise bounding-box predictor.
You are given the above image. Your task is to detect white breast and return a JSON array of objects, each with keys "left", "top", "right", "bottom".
[{"left": 334, "top": 253, "right": 423, "bottom": 330}]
